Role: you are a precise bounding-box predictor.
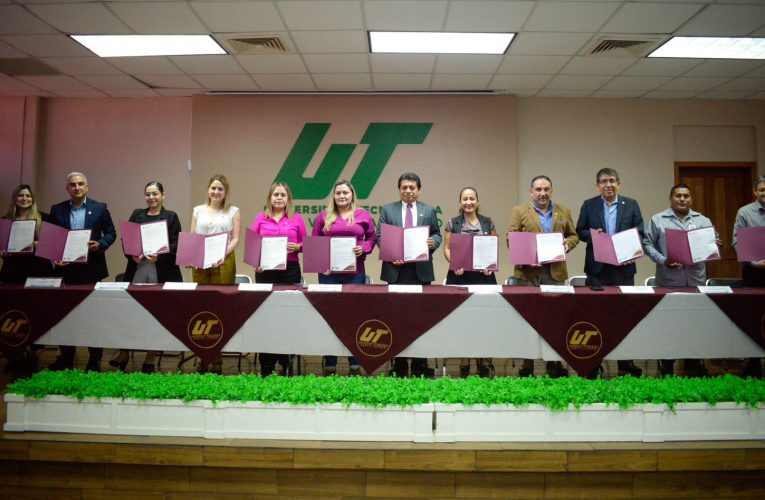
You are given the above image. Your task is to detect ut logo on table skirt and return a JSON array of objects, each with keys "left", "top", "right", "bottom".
[
  {"left": 0, "top": 310, "right": 31, "bottom": 347},
  {"left": 356, "top": 319, "right": 392, "bottom": 357},
  {"left": 566, "top": 321, "right": 603, "bottom": 359},
  {"left": 187, "top": 311, "right": 224, "bottom": 349}
]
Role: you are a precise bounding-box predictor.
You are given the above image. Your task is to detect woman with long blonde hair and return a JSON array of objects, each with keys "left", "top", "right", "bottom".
[{"left": 312, "top": 179, "right": 376, "bottom": 375}]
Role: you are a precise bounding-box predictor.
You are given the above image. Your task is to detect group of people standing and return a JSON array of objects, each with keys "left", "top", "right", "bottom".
[{"left": 2, "top": 169, "right": 764, "bottom": 379}]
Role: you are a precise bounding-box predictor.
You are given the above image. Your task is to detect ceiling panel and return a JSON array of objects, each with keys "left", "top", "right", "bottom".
[
  {"left": 279, "top": 1, "right": 363, "bottom": 30},
  {"left": 192, "top": 74, "right": 258, "bottom": 90},
  {"left": 109, "top": 2, "right": 209, "bottom": 34},
  {"left": 544, "top": 74, "right": 613, "bottom": 90},
  {"left": 373, "top": 73, "right": 432, "bottom": 90},
  {"left": 26, "top": 3, "right": 131, "bottom": 35},
  {"left": 508, "top": 32, "right": 593, "bottom": 56},
  {"left": 430, "top": 73, "right": 492, "bottom": 90},
  {"left": 40, "top": 57, "right": 123, "bottom": 76},
  {"left": 489, "top": 74, "right": 553, "bottom": 90},
  {"left": 560, "top": 57, "right": 636, "bottom": 76},
  {"left": 443, "top": 1, "right": 535, "bottom": 31},
  {"left": 107, "top": 57, "right": 183, "bottom": 75},
  {"left": 302, "top": 53, "right": 370, "bottom": 73},
  {"left": 0, "top": 5, "right": 57, "bottom": 35},
  {"left": 16, "top": 74, "right": 93, "bottom": 91},
  {"left": 190, "top": 1, "right": 286, "bottom": 32},
  {"left": 600, "top": 3, "right": 703, "bottom": 34},
  {"left": 169, "top": 55, "right": 245, "bottom": 75},
  {"left": 311, "top": 73, "right": 372, "bottom": 89},
  {"left": 523, "top": 2, "right": 620, "bottom": 33},
  {"left": 251, "top": 73, "right": 315, "bottom": 90},
  {"left": 434, "top": 54, "right": 502, "bottom": 74},
  {"left": 236, "top": 54, "right": 307, "bottom": 73},
  {"left": 0, "top": 0, "right": 761, "bottom": 99},
  {"left": 364, "top": 1, "right": 447, "bottom": 31},
  {"left": 658, "top": 76, "right": 730, "bottom": 91},
  {"left": 370, "top": 53, "right": 436, "bottom": 73},
  {"left": 676, "top": 5, "right": 765, "bottom": 36},
  {"left": 291, "top": 31, "right": 368, "bottom": 54}
]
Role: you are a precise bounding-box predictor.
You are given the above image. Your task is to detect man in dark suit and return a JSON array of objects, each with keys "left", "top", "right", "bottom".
[
  {"left": 48, "top": 172, "right": 116, "bottom": 372},
  {"left": 377, "top": 172, "right": 441, "bottom": 377},
  {"left": 576, "top": 167, "right": 644, "bottom": 377}
]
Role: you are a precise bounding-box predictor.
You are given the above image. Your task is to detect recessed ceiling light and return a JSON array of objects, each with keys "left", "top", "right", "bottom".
[
  {"left": 649, "top": 37, "right": 765, "bottom": 59},
  {"left": 71, "top": 35, "right": 226, "bottom": 57},
  {"left": 369, "top": 31, "right": 514, "bottom": 55}
]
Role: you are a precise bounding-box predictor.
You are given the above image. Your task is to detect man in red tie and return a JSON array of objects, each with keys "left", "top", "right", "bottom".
[{"left": 377, "top": 172, "right": 442, "bottom": 377}]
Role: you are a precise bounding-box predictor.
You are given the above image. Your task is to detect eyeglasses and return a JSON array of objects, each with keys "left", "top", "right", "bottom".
[{"left": 597, "top": 178, "right": 619, "bottom": 186}]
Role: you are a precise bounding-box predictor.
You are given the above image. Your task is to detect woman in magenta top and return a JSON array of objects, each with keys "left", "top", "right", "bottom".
[
  {"left": 251, "top": 182, "right": 306, "bottom": 285},
  {"left": 312, "top": 179, "right": 376, "bottom": 285},
  {"left": 312, "top": 179, "right": 376, "bottom": 376},
  {"left": 251, "top": 182, "right": 306, "bottom": 376}
]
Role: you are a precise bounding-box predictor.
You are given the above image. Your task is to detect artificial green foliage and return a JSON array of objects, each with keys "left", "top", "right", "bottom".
[{"left": 7, "top": 371, "right": 765, "bottom": 411}]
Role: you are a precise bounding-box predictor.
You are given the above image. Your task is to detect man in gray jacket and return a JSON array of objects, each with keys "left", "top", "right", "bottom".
[{"left": 643, "top": 183, "right": 719, "bottom": 377}]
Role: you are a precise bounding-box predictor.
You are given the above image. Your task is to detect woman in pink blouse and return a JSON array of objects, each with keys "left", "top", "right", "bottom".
[
  {"left": 251, "top": 182, "right": 306, "bottom": 375},
  {"left": 312, "top": 179, "right": 376, "bottom": 375}
]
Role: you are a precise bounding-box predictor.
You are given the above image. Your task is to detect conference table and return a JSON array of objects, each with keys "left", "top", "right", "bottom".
[{"left": 1, "top": 284, "right": 763, "bottom": 375}]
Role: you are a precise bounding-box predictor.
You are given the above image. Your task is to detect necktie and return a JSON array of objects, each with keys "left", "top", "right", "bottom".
[{"left": 405, "top": 203, "right": 413, "bottom": 228}]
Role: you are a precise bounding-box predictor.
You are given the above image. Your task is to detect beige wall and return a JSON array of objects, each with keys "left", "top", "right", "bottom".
[
  {"left": 36, "top": 97, "right": 192, "bottom": 280},
  {"left": 191, "top": 95, "right": 518, "bottom": 283},
  {"left": 1, "top": 94, "right": 761, "bottom": 284}
]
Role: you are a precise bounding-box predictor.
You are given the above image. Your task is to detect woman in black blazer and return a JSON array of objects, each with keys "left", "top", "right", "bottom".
[{"left": 111, "top": 181, "right": 182, "bottom": 373}]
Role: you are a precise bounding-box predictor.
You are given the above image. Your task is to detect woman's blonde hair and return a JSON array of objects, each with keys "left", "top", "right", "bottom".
[
  {"left": 265, "top": 182, "right": 294, "bottom": 218},
  {"left": 5, "top": 184, "right": 42, "bottom": 237},
  {"left": 206, "top": 174, "right": 230, "bottom": 209},
  {"left": 323, "top": 180, "right": 356, "bottom": 233}
]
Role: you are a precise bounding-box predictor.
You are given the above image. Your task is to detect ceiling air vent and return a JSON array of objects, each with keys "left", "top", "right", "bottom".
[
  {"left": 217, "top": 34, "right": 289, "bottom": 55},
  {"left": 583, "top": 36, "right": 663, "bottom": 58}
]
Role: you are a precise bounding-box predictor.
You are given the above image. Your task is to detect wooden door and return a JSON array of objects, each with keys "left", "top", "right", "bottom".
[{"left": 676, "top": 162, "right": 756, "bottom": 279}]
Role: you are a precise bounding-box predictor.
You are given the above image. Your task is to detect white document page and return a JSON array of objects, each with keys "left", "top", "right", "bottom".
[
  {"left": 403, "top": 226, "right": 429, "bottom": 261},
  {"left": 536, "top": 232, "right": 564, "bottom": 263},
  {"left": 687, "top": 227, "right": 719, "bottom": 263},
  {"left": 203, "top": 233, "right": 228, "bottom": 269},
  {"left": 140, "top": 220, "right": 169, "bottom": 255},
  {"left": 472, "top": 235, "right": 498, "bottom": 270},
  {"left": 62, "top": 230, "right": 91, "bottom": 262},
  {"left": 612, "top": 228, "right": 644, "bottom": 263},
  {"left": 260, "top": 236, "right": 287, "bottom": 270},
  {"left": 330, "top": 237, "right": 356, "bottom": 272},
  {"left": 620, "top": 286, "right": 655, "bottom": 294},
  {"left": 7, "top": 220, "right": 36, "bottom": 253}
]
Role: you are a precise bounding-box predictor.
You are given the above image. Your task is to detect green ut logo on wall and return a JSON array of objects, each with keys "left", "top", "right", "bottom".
[{"left": 273, "top": 123, "right": 432, "bottom": 199}]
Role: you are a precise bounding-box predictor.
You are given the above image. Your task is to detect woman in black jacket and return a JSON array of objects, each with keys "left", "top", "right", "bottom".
[{"left": 110, "top": 181, "right": 182, "bottom": 373}]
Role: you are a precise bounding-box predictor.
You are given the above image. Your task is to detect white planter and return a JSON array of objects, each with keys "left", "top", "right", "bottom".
[
  {"left": 3, "top": 395, "right": 435, "bottom": 441},
  {"left": 5, "top": 394, "right": 763, "bottom": 442},
  {"left": 434, "top": 402, "right": 765, "bottom": 442}
]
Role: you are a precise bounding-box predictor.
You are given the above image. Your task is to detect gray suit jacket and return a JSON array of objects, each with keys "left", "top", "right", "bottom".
[{"left": 376, "top": 200, "right": 442, "bottom": 284}]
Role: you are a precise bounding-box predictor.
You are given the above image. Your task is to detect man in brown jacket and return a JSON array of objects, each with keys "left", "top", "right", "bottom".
[{"left": 507, "top": 175, "right": 579, "bottom": 377}]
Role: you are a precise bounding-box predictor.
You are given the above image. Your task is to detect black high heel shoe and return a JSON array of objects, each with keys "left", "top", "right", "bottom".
[{"left": 108, "top": 358, "right": 128, "bottom": 371}]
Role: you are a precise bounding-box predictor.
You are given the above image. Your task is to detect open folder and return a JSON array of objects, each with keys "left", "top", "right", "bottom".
[
  {"left": 591, "top": 228, "right": 644, "bottom": 265},
  {"left": 735, "top": 226, "right": 765, "bottom": 262},
  {"left": 449, "top": 233, "right": 498, "bottom": 271},
  {"left": 35, "top": 221, "right": 90, "bottom": 263},
  {"left": 176, "top": 231, "right": 228, "bottom": 269},
  {"left": 303, "top": 236, "right": 356, "bottom": 273},
  {"left": 666, "top": 227, "right": 720, "bottom": 265},
  {"left": 0, "top": 219, "right": 36, "bottom": 254},
  {"left": 120, "top": 220, "right": 169, "bottom": 256},
  {"left": 378, "top": 223, "right": 429, "bottom": 262},
  {"left": 243, "top": 228, "right": 287, "bottom": 271},
  {"left": 507, "top": 232, "right": 564, "bottom": 265}
]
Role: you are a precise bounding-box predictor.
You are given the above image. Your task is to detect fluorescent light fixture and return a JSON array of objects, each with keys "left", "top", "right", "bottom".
[
  {"left": 370, "top": 31, "right": 514, "bottom": 54},
  {"left": 71, "top": 35, "right": 226, "bottom": 57},
  {"left": 649, "top": 37, "right": 765, "bottom": 59}
]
